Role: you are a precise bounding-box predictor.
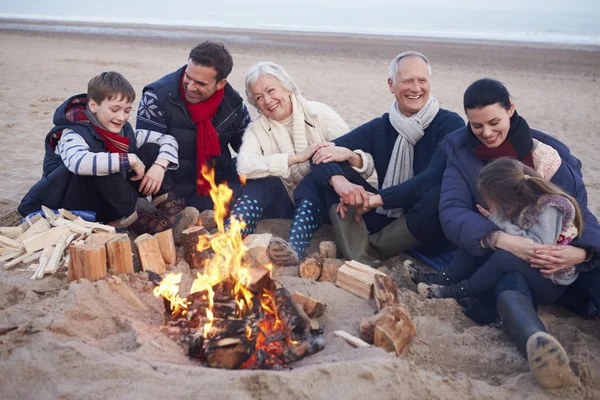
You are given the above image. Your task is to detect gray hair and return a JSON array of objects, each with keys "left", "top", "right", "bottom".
[
  {"left": 245, "top": 61, "right": 300, "bottom": 109},
  {"left": 388, "top": 51, "right": 432, "bottom": 84}
]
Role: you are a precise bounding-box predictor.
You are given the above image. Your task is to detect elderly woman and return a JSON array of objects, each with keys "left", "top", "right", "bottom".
[
  {"left": 410, "top": 78, "right": 600, "bottom": 389},
  {"left": 233, "top": 62, "right": 374, "bottom": 265}
]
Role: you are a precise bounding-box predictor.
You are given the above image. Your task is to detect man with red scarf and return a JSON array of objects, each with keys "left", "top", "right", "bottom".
[{"left": 137, "top": 41, "right": 251, "bottom": 211}]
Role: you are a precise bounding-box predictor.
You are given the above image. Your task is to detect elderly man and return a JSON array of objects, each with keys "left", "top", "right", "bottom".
[
  {"left": 136, "top": 41, "right": 251, "bottom": 211},
  {"left": 307, "top": 51, "right": 465, "bottom": 265}
]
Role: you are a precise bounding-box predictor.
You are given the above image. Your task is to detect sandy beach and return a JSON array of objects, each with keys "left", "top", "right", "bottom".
[{"left": 1, "top": 24, "right": 600, "bottom": 399}]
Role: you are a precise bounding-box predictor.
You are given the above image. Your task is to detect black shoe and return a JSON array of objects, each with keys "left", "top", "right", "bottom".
[{"left": 408, "top": 261, "right": 454, "bottom": 286}]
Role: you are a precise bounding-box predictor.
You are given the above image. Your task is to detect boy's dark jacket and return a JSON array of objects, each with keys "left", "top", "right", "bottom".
[{"left": 18, "top": 94, "right": 136, "bottom": 216}]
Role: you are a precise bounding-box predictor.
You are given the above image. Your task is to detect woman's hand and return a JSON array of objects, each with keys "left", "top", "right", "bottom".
[
  {"left": 530, "top": 245, "right": 587, "bottom": 275},
  {"left": 128, "top": 154, "right": 145, "bottom": 182},
  {"left": 139, "top": 164, "right": 166, "bottom": 195},
  {"left": 494, "top": 232, "right": 537, "bottom": 262},
  {"left": 312, "top": 144, "right": 352, "bottom": 165},
  {"left": 289, "top": 143, "right": 333, "bottom": 165}
]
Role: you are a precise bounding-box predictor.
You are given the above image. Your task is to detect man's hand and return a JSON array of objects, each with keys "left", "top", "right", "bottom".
[
  {"left": 330, "top": 175, "right": 370, "bottom": 206},
  {"left": 289, "top": 142, "right": 333, "bottom": 165},
  {"left": 313, "top": 144, "right": 353, "bottom": 165},
  {"left": 139, "top": 164, "right": 166, "bottom": 195},
  {"left": 530, "top": 245, "right": 587, "bottom": 274},
  {"left": 128, "top": 154, "right": 145, "bottom": 182}
]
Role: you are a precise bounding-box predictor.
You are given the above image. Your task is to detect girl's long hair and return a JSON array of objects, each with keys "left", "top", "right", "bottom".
[{"left": 477, "top": 157, "right": 583, "bottom": 235}]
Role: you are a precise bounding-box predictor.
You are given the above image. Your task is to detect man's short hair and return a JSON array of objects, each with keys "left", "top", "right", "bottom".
[
  {"left": 87, "top": 71, "right": 136, "bottom": 104},
  {"left": 189, "top": 41, "right": 234, "bottom": 82},
  {"left": 389, "top": 51, "right": 432, "bottom": 84}
]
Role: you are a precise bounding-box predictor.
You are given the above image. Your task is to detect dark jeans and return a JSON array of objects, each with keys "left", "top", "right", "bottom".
[
  {"left": 297, "top": 162, "right": 453, "bottom": 255},
  {"left": 185, "top": 158, "right": 243, "bottom": 212},
  {"left": 449, "top": 248, "right": 567, "bottom": 305},
  {"left": 235, "top": 176, "right": 296, "bottom": 219},
  {"left": 61, "top": 143, "right": 172, "bottom": 222}
]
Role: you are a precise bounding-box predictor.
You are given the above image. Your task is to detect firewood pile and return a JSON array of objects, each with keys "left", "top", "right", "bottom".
[{"left": 0, "top": 206, "right": 177, "bottom": 282}]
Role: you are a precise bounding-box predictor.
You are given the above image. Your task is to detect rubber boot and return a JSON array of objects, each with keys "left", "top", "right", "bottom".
[
  {"left": 368, "top": 214, "right": 419, "bottom": 260},
  {"left": 497, "top": 290, "right": 578, "bottom": 389},
  {"left": 329, "top": 204, "right": 381, "bottom": 267}
]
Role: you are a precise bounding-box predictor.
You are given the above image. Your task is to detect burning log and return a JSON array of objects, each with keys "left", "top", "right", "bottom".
[
  {"left": 291, "top": 293, "right": 326, "bottom": 318},
  {"left": 273, "top": 288, "right": 310, "bottom": 343},
  {"left": 181, "top": 226, "right": 212, "bottom": 269},
  {"left": 248, "top": 266, "right": 275, "bottom": 294}
]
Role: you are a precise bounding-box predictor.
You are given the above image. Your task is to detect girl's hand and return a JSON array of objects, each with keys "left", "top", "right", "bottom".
[
  {"left": 139, "top": 164, "right": 165, "bottom": 195},
  {"left": 530, "top": 245, "right": 587, "bottom": 274},
  {"left": 495, "top": 232, "right": 537, "bottom": 262}
]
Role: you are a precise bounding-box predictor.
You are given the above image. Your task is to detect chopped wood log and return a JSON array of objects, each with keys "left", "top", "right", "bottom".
[
  {"left": 41, "top": 205, "right": 57, "bottom": 224},
  {"left": 373, "top": 275, "right": 399, "bottom": 310},
  {"left": 42, "top": 233, "right": 75, "bottom": 275},
  {"left": 291, "top": 293, "right": 326, "bottom": 318},
  {"left": 107, "top": 276, "right": 147, "bottom": 310},
  {"left": 16, "top": 218, "right": 50, "bottom": 242},
  {"left": 85, "top": 232, "right": 117, "bottom": 245},
  {"left": 0, "top": 227, "right": 23, "bottom": 240},
  {"left": 318, "top": 258, "right": 344, "bottom": 282},
  {"left": 198, "top": 209, "right": 217, "bottom": 232},
  {"left": 359, "top": 305, "right": 410, "bottom": 344},
  {"left": 52, "top": 218, "right": 93, "bottom": 235},
  {"left": 135, "top": 234, "right": 166, "bottom": 274},
  {"left": 58, "top": 208, "right": 78, "bottom": 221},
  {"left": 105, "top": 235, "right": 134, "bottom": 275},
  {"left": 336, "top": 261, "right": 388, "bottom": 300},
  {"left": 273, "top": 287, "right": 310, "bottom": 342},
  {"left": 0, "top": 234, "right": 21, "bottom": 249},
  {"left": 68, "top": 244, "right": 107, "bottom": 283},
  {"left": 23, "top": 225, "right": 70, "bottom": 254},
  {"left": 334, "top": 330, "right": 371, "bottom": 348},
  {"left": 181, "top": 226, "right": 211, "bottom": 269},
  {"left": 154, "top": 229, "right": 176, "bottom": 265},
  {"left": 373, "top": 305, "right": 416, "bottom": 356},
  {"left": 319, "top": 241, "right": 337, "bottom": 258},
  {"left": 247, "top": 266, "right": 275, "bottom": 293},
  {"left": 32, "top": 246, "right": 53, "bottom": 280},
  {"left": 73, "top": 218, "right": 116, "bottom": 233},
  {"left": 205, "top": 337, "right": 252, "bottom": 369},
  {"left": 299, "top": 256, "right": 322, "bottom": 280}
]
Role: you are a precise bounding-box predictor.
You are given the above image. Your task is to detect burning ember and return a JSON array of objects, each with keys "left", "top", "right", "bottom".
[{"left": 152, "top": 167, "right": 324, "bottom": 369}]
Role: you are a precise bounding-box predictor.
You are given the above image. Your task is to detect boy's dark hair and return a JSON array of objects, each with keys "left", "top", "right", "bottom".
[
  {"left": 463, "top": 78, "right": 511, "bottom": 113},
  {"left": 478, "top": 157, "right": 583, "bottom": 235},
  {"left": 87, "top": 71, "right": 136, "bottom": 104},
  {"left": 189, "top": 41, "right": 233, "bottom": 82}
]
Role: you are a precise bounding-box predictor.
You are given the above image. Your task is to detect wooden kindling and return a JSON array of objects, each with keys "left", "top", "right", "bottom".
[
  {"left": 135, "top": 233, "right": 166, "bottom": 274},
  {"left": 68, "top": 244, "right": 108, "bottom": 283},
  {"left": 105, "top": 234, "right": 134, "bottom": 275},
  {"left": 154, "top": 229, "right": 176, "bottom": 265}
]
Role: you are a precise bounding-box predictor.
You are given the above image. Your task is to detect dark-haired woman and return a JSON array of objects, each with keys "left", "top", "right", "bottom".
[{"left": 411, "top": 78, "right": 600, "bottom": 389}]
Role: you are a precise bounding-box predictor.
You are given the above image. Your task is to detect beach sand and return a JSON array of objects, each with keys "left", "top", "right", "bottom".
[{"left": 1, "top": 26, "right": 600, "bottom": 399}]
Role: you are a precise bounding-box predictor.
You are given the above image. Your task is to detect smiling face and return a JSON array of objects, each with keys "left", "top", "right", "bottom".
[
  {"left": 182, "top": 60, "right": 227, "bottom": 104},
  {"left": 88, "top": 95, "right": 132, "bottom": 133},
  {"left": 388, "top": 56, "right": 431, "bottom": 117},
  {"left": 466, "top": 102, "right": 515, "bottom": 148},
  {"left": 250, "top": 74, "right": 293, "bottom": 121}
]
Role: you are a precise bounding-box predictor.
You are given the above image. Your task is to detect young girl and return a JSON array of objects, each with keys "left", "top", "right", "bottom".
[{"left": 417, "top": 157, "right": 583, "bottom": 299}]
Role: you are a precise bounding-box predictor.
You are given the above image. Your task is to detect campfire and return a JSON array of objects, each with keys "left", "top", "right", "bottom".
[{"left": 151, "top": 167, "right": 324, "bottom": 369}]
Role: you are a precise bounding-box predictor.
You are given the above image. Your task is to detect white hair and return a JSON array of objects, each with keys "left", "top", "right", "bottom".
[
  {"left": 245, "top": 61, "right": 300, "bottom": 110},
  {"left": 388, "top": 51, "right": 432, "bottom": 84}
]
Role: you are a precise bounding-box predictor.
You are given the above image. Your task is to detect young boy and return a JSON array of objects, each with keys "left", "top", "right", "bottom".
[{"left": 19, "top": 71, "right": 198, "bottom": 238}]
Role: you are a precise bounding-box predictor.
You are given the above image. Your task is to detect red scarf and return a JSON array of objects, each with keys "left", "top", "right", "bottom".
[
  {"left": 180, "top": 73, "right": 224, "bottom": 195},
  {"left": 472, "top": 141, "right": 534, "bottom": 168},
  {"left": 91, "top": 125, "right": 129, "bottom": 153}
]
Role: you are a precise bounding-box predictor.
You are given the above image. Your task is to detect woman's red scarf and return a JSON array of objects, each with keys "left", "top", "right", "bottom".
[
  {"left": 180, "top": 73, "right": 224, "bottom": 195},
  {"left": 468, "top": 110, "right": 534, "bottom": 168}
]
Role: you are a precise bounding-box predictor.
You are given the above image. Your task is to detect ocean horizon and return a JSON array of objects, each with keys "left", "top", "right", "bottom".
[{"left": 1, "top": 0, "right": 600, "bottom": 46}]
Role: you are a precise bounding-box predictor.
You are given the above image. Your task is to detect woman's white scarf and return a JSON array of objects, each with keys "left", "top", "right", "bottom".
[{"left": 377, "top": 96, "right": 440, "bottom": 218}]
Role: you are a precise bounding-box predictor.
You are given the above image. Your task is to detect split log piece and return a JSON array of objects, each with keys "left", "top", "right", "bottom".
[
  {"left": 0, "top": 227, "right": 23, "bottom": 240},
  {"left": 3, "top": 252, "right": 31, "bottom": 270},
  {"left": 373, "top": 305, "right": 416, "bottom": 356},
  {"left": 85, "top": 232, "right": 118, "bottom": 245},
  {"left": 333, "top": 330, "right": 371, "bottom": 348},
  {"left": 68, "top": 244, "right": 107, "bottom": 282},
  {"left": 41, "top": 205, "right": 57, "bottom": 224},
  {"left": 31, "top": 246, "right": 55, "bottom": 280},
  {"left": 58, "top": 208, "right": 78, "bottom": 221},
  {"left": 345, "top": 260, "right": 387, "bottom": 276},
  {"left": 73, "top": 217, "right": 116, "bottom": 233},
  {"left": 16, "top": 218, "right": 50, "bottom": 242},
  {"left": 299, "top": 256, "right": 323, "bottom": 280},
  {"left": 42, "top": 232, "right": 75, "bottom": 276},
  {"left": 107, "top": 275, "right": 147, "bottom": 310},
  {"left": 0, "top": 234, "right": 21, "bottom": 249},
  {"left": 373, "top": 275, "right": 399, "bottom": 310},
  {"left": 273, "top": 287, "right": 311, "bottom": 342},
  {"left": 105, "top": 235, "right": 134, "bottom": 275},
  {"left": 291, "top": 293, "right": 326, "bottom": 318},
  {"left": 0, "top": 249, "right": 25, "bottom": 263},
  {"left": 154, "top": 229, "right": 176, "bottom": 265},
  {"left": 135, "top": 234, "right": 166, "bottom": 274},
  {"left": 336, "top": 261, "right": 388, "bottom": 300},
  {"left": 247, "top": 266, "right": 275, "bottom": 293},
  {"left": 319, "top": 241, "right": 337, "bottom": 258},
  {"left": 20, "top": 213, "right": 42, "bottom": 232},
  {"left": 181, "top": 226, "right": 211, "bottom": 269},
  {"left": 22, "top": 251, "right": 42, "bottom": 264},
  {"left": 318, "top": 258, "right": 344, "bottom": 282},
  {"left": 23, "top": 225, "right": 70, "bottom": 254},
  {"left": 52, "top": 218, "right": 93, "bottom": 235}
]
